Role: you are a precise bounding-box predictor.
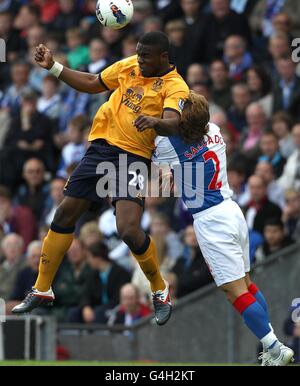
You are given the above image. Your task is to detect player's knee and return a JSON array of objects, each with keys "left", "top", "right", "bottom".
[
  {"left": 53, "top": 203, "right": 77, "bottom": 228},
  {"left": 117, "top": 221, "right": 139, "bottom": 250}
]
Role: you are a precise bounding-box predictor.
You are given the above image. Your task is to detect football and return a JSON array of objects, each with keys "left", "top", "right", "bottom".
[{"left": 96, "top": 0, "right": 134, "bottom": 30}]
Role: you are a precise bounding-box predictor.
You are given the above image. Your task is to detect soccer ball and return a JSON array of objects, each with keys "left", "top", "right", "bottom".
[{"left": 96, "top": 0, "right": 134, "bottom": 30}]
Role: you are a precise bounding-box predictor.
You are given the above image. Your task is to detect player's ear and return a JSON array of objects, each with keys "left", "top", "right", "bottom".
[{"left": 161, "top": 51, "right": 169, "bottom": 61}]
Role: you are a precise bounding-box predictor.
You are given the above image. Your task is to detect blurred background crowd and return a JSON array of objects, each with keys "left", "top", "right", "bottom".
[{"left": 0, "top": 0, "right": 300, "bottom": 356}]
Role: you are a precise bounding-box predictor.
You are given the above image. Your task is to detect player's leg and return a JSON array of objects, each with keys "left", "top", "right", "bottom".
[
  {"left": 34, "top": 196, "right": 91, "bottom": 291},
  {"left": 221, "top": 276, "right": 294, "bottom": 366},
  {"left": 245, "top": 274, "right": 270, "bottom": 321},
  {"left": 12, "top": 196, "right": 90, "bottom": 314},
  {"left": 115, "top": 199, "right": 171, "bottom": 325}
]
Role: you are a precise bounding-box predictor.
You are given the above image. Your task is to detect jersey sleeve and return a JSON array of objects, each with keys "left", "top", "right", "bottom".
[
  {"left": 99, "top": 60, "right": 123, "bottom": 90},
  {"left": 163, "top": 79, "right": 189, "bottom": 116}
]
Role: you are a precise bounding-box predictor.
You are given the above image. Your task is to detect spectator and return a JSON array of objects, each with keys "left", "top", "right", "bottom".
[
  {"left": 0, "top": 60, "right": 32, "bottom": 115},
  {"left": 2, "top": 91, "right": 54, "bottom": 187},
  {"left": 27, "top": 46, "right": 49, "bottom": 93},
  {"left": 246, "top": 66, "right": 273, "bottom": 118},
  {"left": 150, "top": 212, "right": 184, "bottom": 262},
  {"left": 7, "top": 240, "right": 41, "bottom": 313},
  {"left": 26, "top": 25, "right": 46, "bottom": 51},
  {"left": 243, "top": 175, "right": 282, "bottom": 235},
  {"left": 192, "top": 82, "right": 224, "bottom": 117},
  {"left": 273, "top": 56, "right": 300, "bottom": 120},
  {"left": 121, "top": 35, "right": 139, "bottom": 58},
  {"left": 66, "top": 28, "right": 90, "bottom": 71},
  {"left": 67, "top": 241, "right": 131, "bottom": 323},
  {"left": 258, "top": 131, "right": 286, "bottom": 178},
  {"left": 250, "top": 0, "right": 300, "bottom": 38},
  {"left": 0, "top": 186, "right": 37, "bottom": 250},
  {"left": 255, "top": 218, "right": 294, "bottom": 263},
  {"left": 272, "top": 12, "right": 294, "bottom": 39},
  {"left": 108, "top": 283, "right": 152, "bottom": 326},
  {"left": 143, "top": 16, "right": 163, "bottom": 34},
  {"left": 52, "top": 238, "right": 91, "bottom": 322},
  {"left": 57, "top": 115, "right": 89, "bottom": 179},
  {"left": 241, "top": 103, "right": 267, "bottom": 162},
  {"left": 79, "top": 221, "right": 103, "bottom": 249},
  {"left": 271, "top": 111, "right": 295, "bottom": 158},
  {"left": 52, "top": 0, "right": 81, "bottom": 34},
  {"left": 14, "top": 4, "right": 40, "bottom": 38},
  {"left": 227, "top": 163, "right": 248, "bottom": 207},
  {"left": 282, "top": 189, "right": 300, "bottom": 239},
  {"left": 165, "top": 19, "right": 190, "bottom": 76},
  {"left": 88, "top": 38, "right": 111, "bottom": 74},
  {"left": 58, "top": 70, "right": 90, "bottom": 134},
  {"left": 199, "top": 0, "right": 252, "bottom": 63},
  {"left": 37, "top": 75, "right": 61, "bottom": 121},
  {"left": 131, "top": 0, "right": 154, "bottom": 36},
  {"left": 278, "top": 124, "right": 300, "bottom": 191},
  {"left": 87, "top": 38, "right": 111, "bottom": 116},
  {"left": 267, "top": 32, "right": 291, "bottom": 75},
  {"left": 0, "top": 234, "right": 25, "bottom": 301},
  {"left": 33, "top": 0, "right": 60, "bottom": 26},
  {"left": 223, "top": 35, "right": 253, "bottom": 81},
  {"left": 172, "top": 225, "right": 213, "bottom": 298},
  {"left": 14, "top": 158, "right": 51, "bottom": 223},
  {"left": 179, "top": 0, "right": 206, "bottom": 64},
  {"left": 227, "top": 83, "right": 251, "bottom": 134},
  {"left": 186, "top": 63, "right": 207, "bottom": 87},
  {"left": 101, "top": 27, "right": 123, "bottom": 58},
  {"left": 209, "top": 60, "right": 232, "bottom": 110},
  {"left": 43, "top": 178, "right": 66, "bottom": 227},
  {"left": 255, "top": 161, "right": 285, "bottom": 209}
]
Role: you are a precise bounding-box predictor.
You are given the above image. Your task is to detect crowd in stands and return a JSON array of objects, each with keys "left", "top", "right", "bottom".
[{"left": 0, "top": 0, "right": 299, "bottom": 345}]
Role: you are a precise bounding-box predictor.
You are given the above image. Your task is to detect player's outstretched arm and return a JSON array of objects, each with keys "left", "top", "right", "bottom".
[
  {"left": 134, "top": 110, "right": 180, "bottom": 136},
  {"left": 35, "top": 44, "right": 106, "bottom": 94}
]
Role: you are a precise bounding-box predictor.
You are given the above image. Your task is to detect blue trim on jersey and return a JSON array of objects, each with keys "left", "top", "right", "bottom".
[{"left": 168, "top": 136, "right": 224, "bottom": 214}]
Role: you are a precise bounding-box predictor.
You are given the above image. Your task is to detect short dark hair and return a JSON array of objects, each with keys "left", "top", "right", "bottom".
[
  {"left": 138, "top": 31, "right": 170, "bottom": 53},
  {"left": 87, "top": 241, "right": 110, "bottom": 262},
  {"left": 264, "top": 218, "right": 284, "bottom": 230}
]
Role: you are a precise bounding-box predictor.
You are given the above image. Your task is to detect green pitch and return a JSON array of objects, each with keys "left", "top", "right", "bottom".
[{"left": 0, "top": 361, "right": 256, "bottom": 366}]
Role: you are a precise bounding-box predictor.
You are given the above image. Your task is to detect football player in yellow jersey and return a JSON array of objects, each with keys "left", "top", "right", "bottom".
[{"left": 12, "top": 32, "right": 189, "bottom": 326}]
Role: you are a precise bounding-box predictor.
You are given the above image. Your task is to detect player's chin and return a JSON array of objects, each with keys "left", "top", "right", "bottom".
[{"left": 140, "top": 67, "right": 151, "bottom": 77}]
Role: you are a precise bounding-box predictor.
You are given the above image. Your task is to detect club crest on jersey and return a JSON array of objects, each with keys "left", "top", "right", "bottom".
[
  {"left": 129, "top": 69, "right": 136, "bottom": 78},
  {"left": 110, "top": 2, "right": 127, "bottom": 24},
  {"left": 122, "top": 87, "right": 144, "bottom": 113},
  {"left": 152, "top": 79, "right": 164, "bottom": 92}
]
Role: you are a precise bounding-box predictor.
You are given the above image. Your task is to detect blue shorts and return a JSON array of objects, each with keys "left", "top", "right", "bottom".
[{"left": 64, "top": 139, "right": 150, "bottom": 208}]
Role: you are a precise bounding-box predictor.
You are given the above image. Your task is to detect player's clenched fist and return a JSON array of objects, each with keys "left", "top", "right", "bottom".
[{"left": 35, "top": 44, "right": 55, "bottom": 70}]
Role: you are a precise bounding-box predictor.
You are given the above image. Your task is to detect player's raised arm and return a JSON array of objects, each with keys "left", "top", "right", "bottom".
[{"left": 34, "top": 44, "right": 107, "bottom": 94}]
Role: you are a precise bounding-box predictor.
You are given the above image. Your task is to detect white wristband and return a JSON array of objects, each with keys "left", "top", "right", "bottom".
[{"left": 49, "top": 61, "right": 63, "bottom": 78}]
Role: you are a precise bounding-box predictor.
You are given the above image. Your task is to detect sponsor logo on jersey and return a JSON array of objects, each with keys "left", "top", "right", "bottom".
[{"left": 122, "top": 87, "right": 144, "bottom": 113}]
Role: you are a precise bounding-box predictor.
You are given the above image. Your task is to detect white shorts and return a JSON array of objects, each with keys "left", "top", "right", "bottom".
[{"left": 193, "top": 199, "right": 250, "bottom": 287}]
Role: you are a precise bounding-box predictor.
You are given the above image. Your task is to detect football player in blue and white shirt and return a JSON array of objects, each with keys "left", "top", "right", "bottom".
[{"left": 152, "top": 91, "right": 294, "bottom": 366}]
